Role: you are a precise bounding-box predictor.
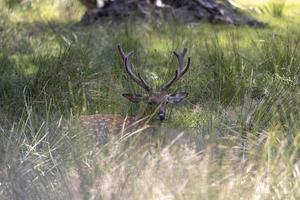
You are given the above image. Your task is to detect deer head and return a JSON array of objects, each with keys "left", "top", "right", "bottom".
[{"left": 117, "top": 45, "right": 190, "bottom": 121}]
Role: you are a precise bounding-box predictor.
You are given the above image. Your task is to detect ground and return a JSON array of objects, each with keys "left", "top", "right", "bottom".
[{"left": 0, "top": 0, "right": 299, "bottom": 199}]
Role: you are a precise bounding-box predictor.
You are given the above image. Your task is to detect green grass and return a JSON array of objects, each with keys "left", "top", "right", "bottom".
[{"left": 0, "top": 0, "right": 300, "bottom": 199}]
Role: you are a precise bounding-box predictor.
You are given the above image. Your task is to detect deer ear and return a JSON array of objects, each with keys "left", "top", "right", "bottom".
[
  {"left": 122, "top": 93, "right": 147, "bottom": 103},
  {"left": 167, "top": 92, "right": 188, "bottom": 103}
]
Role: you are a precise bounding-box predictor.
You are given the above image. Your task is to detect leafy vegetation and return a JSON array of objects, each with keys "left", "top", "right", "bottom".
[{"left": 0, "top": 0, "right": 299, "bottom": 199}]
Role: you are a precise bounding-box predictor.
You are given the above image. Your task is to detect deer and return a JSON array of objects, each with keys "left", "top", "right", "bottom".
[{"left": 80, "top": 44, "right": 190, "bottom": 143}]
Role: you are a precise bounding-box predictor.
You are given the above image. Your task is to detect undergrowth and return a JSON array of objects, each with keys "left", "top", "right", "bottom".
[{"left": 0, "top": 0, "right": 299, "bottom": 199}]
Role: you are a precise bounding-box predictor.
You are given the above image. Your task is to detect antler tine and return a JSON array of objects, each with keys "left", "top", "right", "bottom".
[
  {"left": 161, "top": 48, "right": 190, "bottom": 90},
  {"left": 117, "top": 45, "right": 152, "bottom": 92},
  {"left": 173, "top": 48, "right": 187, "bottom": 71}
]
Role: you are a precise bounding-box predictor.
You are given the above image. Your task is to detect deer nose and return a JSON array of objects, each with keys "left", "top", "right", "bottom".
[{"left": 159, "top": 113, "right": 165, "bottom": 121}]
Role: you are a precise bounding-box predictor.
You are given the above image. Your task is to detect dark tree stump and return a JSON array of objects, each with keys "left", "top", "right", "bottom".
[{"left": 79, "top": 0, "right": 264, "bottom": 27}]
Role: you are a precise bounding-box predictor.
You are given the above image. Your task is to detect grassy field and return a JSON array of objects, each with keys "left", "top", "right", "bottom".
[{"left": 0, "top": 0, "right": 299, "bottom": 199}]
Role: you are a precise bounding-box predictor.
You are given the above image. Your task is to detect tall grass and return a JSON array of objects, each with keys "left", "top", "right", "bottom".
[
  {"left": 1, "top": 0, "right": 300, "bottom": 199},
  {"left": 258, "top": 0, "right": 287, "bottom": 18},
  {"left": 0, "top": 102, "right": 299, "bottom": 199}
]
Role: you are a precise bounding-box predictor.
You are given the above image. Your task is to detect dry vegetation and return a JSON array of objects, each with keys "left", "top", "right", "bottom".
[{"left": 0, "top": 0, "right": 300, "bottom": 199}]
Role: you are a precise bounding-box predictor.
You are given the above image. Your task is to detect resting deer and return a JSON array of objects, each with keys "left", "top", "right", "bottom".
[{"left": 80, "top": 45, "right": 190, "bottom": 142}]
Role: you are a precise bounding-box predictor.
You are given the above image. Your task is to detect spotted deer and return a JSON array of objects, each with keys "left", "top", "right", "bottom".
[{"left": 80, "top": 45, "right": 190, "bottom": 142}]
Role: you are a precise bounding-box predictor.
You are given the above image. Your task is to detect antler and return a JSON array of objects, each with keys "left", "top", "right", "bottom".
[
  {"left": 161, "top": 48, "right": 190, "bottom": 91},
  {"left": 117, "top": 45, "right": 152, "bottom": 92}
]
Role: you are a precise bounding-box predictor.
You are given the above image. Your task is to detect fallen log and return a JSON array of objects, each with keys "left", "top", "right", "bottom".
[{"left": 79, "top": 0, "right": 264, "bottom": 27}]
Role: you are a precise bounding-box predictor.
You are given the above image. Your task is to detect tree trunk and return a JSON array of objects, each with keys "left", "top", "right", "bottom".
[{"left": 79, "top": 0, "right": 264, "bottom": 27}]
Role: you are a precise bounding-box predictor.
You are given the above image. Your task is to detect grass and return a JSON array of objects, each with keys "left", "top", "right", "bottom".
[{"left": 0, "top": 0, "right": 300, "bottom": 199}]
